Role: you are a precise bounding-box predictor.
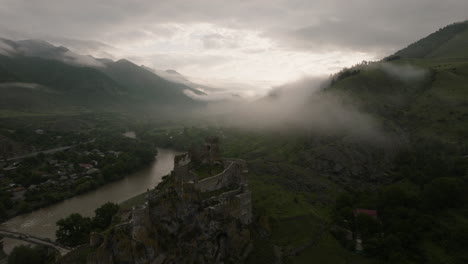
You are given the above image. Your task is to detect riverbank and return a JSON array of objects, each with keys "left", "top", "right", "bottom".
[
  {"left": 0, "top": 148, "right": 181, "bottom": 254},
  {"left": 119, "top": 192, "right": 147, "bottom": 209},
  {"left": 0, "top": 134, "right": 157, "bottom": 222}
]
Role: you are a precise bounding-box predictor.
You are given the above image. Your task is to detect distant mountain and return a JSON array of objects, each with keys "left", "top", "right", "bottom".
[
  {"left": 0, "top": 38, "right": 207, "bottom": 112},
  {"left": 0, "top": 38, "right": 104, "bottom": 67},
  {"left": 0, "top": 53, "right": 124, "bottom": 110},
  {"left": 101, "top": 59, "right": 205, "bottom": 104},
  {"left": 146, "top": 66, "right": 220, "bottom": 94}
]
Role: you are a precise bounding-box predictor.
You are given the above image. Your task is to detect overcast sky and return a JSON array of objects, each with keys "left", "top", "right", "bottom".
[{"left": 0, "top": 0, "right": 467, "bottom": 92}]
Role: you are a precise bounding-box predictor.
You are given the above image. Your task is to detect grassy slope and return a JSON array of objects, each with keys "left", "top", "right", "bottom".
[
  {"left": 244, "top": 32, "right": 468, "bottom": 261},
  {"left": 328, "top": 56, "right": 468, "bottom": 145},
  {"left": 403, "top": 59, "right": 468, "bottom": 141},
  {"left": 395, "top": 21, "right": 468, "bottom": 59},
  {"left": 214, "top": 130, "right": 370, "bottom": 263},
  {"left": 427, "top": 28, "right": 468, "bottom": 59}
]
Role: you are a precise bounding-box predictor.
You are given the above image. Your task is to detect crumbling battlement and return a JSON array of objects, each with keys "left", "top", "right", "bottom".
[
  {"left": 87, "top": 138, "right": 253, "bottom": 263},
  {"left": 170, "top": 138, "right": 252, "bottom": 225},
  {"left": 195, "top": 160, "right": 246, "bottom": 192}
]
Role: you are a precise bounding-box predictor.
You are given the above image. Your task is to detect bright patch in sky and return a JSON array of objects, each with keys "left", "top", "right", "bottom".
[{"left": 103, "top": 23, "right": 377, "bottom": 92}]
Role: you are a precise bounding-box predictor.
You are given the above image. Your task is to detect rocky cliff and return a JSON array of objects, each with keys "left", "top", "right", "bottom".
[{"left": 86, "top": 148, "right": 252, "bottom": 264}]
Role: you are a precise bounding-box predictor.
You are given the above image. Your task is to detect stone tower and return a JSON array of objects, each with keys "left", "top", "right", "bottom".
[{"left": 204, "top": 136, "right": 221, "bottom": 164}]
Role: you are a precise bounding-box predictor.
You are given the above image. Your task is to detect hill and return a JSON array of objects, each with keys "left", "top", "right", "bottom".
[
  {"left": 101, "top": 59, "right": 204, "bottom": 106},
  {"left": 395, "top": 20, "right": 468, "bottom": 59}
]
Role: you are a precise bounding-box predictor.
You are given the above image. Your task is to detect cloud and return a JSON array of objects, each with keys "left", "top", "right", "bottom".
[
  {"left": 0, "top": 38, "right": 105, "bottom": 67},
  {"left": 46, "top": 37, "right": 120, "bottom": 59},
  {"left": 0, "top": 0, "right": 467, "bottom": 91},
  {"left": 1, "top": 0, "right": 466, "bottom": 53},
  {"left": 190, "top": 76, "right": 385, "bottom": 141},
  {"left": 0, "top": 39, "right": 15, "bottom": 56},
  {"left": 0, "top": 82, "right": 51, "bottom": 92},
  {"left": 61, "top": 50, "right": 105, "bottom": 67},
  {"left": 201, "top": 33, "right": 239, "bottom": 49},
  {"left": 183, "top": 89, "right": 238, "bottom": 102},
  {"left": 380, "top": 63, "right": 428, "bottom": 83}
]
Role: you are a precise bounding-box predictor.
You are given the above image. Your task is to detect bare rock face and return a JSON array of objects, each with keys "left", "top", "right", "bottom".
[{"left": 88, "top": 185, "right": 251, "bottom": 264}]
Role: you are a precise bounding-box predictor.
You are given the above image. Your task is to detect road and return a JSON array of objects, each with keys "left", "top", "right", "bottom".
[
  {"left": 5, "top": 146, "right": 74, "bottom": 162},
  {"left": 0, "top": 229, "right": 72, "bottom": 255}
]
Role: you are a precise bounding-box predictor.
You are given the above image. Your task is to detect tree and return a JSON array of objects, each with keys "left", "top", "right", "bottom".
[
  {"left": 355, "top": 213, "right": 381, "bottom": 239},
  {"left": 93, "top": 202, "right": 120, "bottom": 230},
  {"left": 8, "top": 245, "right": 56, "bottom": 264},
  {"left": 422, "top": 177, "right": 463, "bottom": 209},
  {"left": 56, "top": 213, "right": 92, "bottom": 247}
]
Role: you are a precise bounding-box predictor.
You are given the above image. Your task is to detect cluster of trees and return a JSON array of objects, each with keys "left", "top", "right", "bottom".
[
  {"left": 330, "top": 68, "right": 361, "bottom": 85},
  {"left": 332, "top": 139, "right": 468, "bottom": 263},
  {"left": 86, "top": 134, "right": 156, "bottom": 182},
  {"left": 146, "top": 127, "right": 210, "bottom": 151},
  {"left": 56, "top": 202, "right": 120, "bottom": 247},
  {"left": 7, "top": 245, "right": 57, "bottom": 264}
]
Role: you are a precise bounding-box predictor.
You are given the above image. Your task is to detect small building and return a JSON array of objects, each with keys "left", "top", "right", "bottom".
[
  {"left": 35, "top": 129, "right": 45, "bottom": 135},
  {"left": 354, "top": 209, "right": 378, "bottom": 219},
  {"left": 12, "top": 186, "right": 25, "bottom": 193},
  {"left": 79, "top": 164, "right": 93, "bottom": 170},
  {"left": 108, "top": 151, "right": 121, "bottom": 157}
]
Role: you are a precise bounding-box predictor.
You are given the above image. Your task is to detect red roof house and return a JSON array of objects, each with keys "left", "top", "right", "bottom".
[
  {"left": 79, "top": 164, "right": 93, "bottom": 169},
  {"left": 354, "top": 209, "right": 378, "bottom": 219}
]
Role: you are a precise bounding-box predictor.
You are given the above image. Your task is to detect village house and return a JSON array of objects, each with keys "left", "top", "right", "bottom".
[
  {"left": 11, "top": 186, "right": 26, "bottom": 201},
  {"left": 107, "top": 151, "right": 121, "bottom": 157},
  {"left": 354, "top": 208, "right": 378, "bottom": 219},
  {"left": 79, "top": 164, "right": 93, "bottom": 170}
]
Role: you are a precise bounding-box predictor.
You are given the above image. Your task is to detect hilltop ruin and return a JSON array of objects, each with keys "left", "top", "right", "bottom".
[{"left": 87, "top": 137, "right": 253, "bottom": 263}]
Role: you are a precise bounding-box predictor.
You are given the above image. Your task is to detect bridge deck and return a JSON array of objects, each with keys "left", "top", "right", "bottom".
[{"left": 0, "top": 229, "right": 72, "bottom": 255}]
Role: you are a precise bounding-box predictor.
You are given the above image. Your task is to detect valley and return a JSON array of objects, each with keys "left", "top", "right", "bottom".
[{"left": 0, "top": 18, "right": 467, "bottom": 264}]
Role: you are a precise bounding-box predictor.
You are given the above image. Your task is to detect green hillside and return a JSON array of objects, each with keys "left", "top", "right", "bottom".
[
  {"left": 327, "top": 56, "right": 468, "bottom": 144},
  {"left": 395, "top": 20, "right": 468, "bottom": 59}
]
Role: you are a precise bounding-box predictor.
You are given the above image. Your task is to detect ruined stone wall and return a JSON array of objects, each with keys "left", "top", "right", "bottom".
[
  {"left": 235, "top": 190, "right": 252, "bottom": 225},
  {"left": 195, "top": 161, "right": 243, "bottom": 192},
  {"left": 206, "top": 187, "right": 252, "bottom": 225},
  {"left": 173, "top": 153, "right": 196, "bottom": 182},
  {"left": 223, "top": 158, "right": 248, "bottom": 172}
]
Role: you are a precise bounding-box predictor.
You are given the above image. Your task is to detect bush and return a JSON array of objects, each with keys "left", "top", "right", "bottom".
[{"left": 8, "top": 245, "right": 56, "bottom": 264}]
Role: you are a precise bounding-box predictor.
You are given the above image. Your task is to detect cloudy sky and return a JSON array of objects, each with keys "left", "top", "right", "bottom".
[{"left": 0, "top": 0, "right": 467, "bottom": 92}]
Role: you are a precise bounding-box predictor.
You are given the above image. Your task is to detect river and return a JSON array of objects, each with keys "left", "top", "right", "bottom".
[{"left": 0, "top": 148, "right": 181, "bottom": 253}]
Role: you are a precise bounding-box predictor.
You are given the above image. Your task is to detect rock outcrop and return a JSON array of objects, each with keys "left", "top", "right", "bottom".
[{"left": 87, "top": 138, "right": 253, "bottom": 263}]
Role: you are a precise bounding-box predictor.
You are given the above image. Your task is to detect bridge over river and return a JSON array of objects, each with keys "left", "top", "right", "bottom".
[{"left": 0, "top": 229, "right": 72, "bottom": 255}]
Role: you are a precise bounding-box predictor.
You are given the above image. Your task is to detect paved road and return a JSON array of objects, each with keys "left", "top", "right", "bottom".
[
  {"left": 5, "top": 146, "right": 74, "bottom": 162},
  {"left": 0, "top": 229, "right": 72, "bottom": 255}
]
